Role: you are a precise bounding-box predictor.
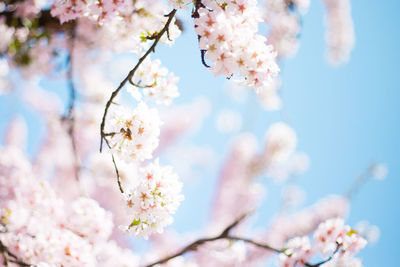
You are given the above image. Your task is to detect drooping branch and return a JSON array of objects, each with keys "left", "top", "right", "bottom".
[
  {"left": 99, "top": 8, "right": 178, "bottom": 152},
  {"left": 143, "top": 210, "right": 262, "bottom": 267},
  {"left": 111, "top": 154, "right": 124, "bottom": 193}
]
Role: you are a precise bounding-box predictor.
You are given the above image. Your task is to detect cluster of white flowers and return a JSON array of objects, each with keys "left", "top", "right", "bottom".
[
  {"left": 278, "top": 236, "right": 313, "bottom": 267},
  {"left": 278, "top": 218, "right": 367, "bottom": 267},
  {"left": 106, "top": 102, "right": 162, "bottom": 162},
  {"left": 128, "top": 58, "right": 180, "bottom": 105},
  {"left": 67, "top": 198, "right": 114, "bottom": 243},
  {"left": 323, "top": 0, "right": 355, "bottom": 65},
  {"left": 51, "top": 0, "right": 127, "bottom": 23},
  {"left": 194, "top": 0, "right": 279, "bottom": 91},
  {"left": 73, "top": 1, "right": 181, "bottom": 54},
  {"left": 120, "top": 159, "right": 184, "bottom": 239},
  {"left": 0, "top": 146, "right": 141, "bottom": 266},
  {"left": 314, "top": 218, "right": 367, "bottom": 257}
]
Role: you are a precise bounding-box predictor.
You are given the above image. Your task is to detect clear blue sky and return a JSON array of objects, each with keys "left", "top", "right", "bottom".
[{"left": 0, "top": 0, "right": 399, "bottom": 265}]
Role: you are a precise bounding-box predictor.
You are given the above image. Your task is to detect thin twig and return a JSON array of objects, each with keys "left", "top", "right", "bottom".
[
  {"left": 111, "top": 154, "right": 124, "bottom": 193},
  {"left": 305, "top": 243, "right": 340, "bottom": 267},
  {"left": 130, "top": 81, "right": 154, "bottom": 88}
]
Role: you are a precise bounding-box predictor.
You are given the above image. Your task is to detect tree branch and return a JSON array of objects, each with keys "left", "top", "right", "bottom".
[
  {"left": 0, "top": 240, "right": 31, "bottom": 267},
  {"left": 144, "top": 210, "right": 342, "bottom": 267},
  {"left": 143, "top": 210, "right": 282, "bottom": 267}
]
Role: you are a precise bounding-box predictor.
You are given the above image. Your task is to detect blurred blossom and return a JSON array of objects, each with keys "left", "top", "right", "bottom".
[
  {"left": 264, "top": 122, "right": 297, "bottom": 164},
  {"left": 4, "top": 115, "right": 28, "bottom": 150},
  {"left": 195, "top": 239, "right": 247, "bottom": 267},
  {"left": 355, "top": 221, "right": 380, "bottom": 245},
  {"left": 257, "top": 77, "right": 282, "bottom": 111},
  {"left": 290, "top": 152, "right": 310, "bottom": 175},
  {"left": 323, "top": 0, "right": 355, "bottom": 65},
  {"left": 282, "top": 184, "right": 306, "bottom": 209},
  {"left": 165, "top": 144, "right": 215, "bottom": 181},
  {"left": 224, "top": 80, "right": 249, "bottom": 104},
  {"left": 371, "top": 163, "right": 388, "bottom": 180},
  {"left": 215, "top": 109, "right": 243, "bottom": 134},
  {"left": 0, "top": 58, "right": 11, "bottom": 95}
]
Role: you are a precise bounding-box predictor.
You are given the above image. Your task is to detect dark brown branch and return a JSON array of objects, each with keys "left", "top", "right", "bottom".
[
  {"left": 192, "top": 0, "right": 204, "bottom": 19},
  {"left": 0, "top": 240, "right": 31, "bottom": 267},
  {"left": 305, "top": 243, "right": 340, "bottom": 267},
  {"left": 144, "top": 209, "right": 342, "bottom": 267},
  {"left": 144, "top": 210, "right": 285, "bottom": 267},
  {"left": 99, "top": 9, "right": 177, "bottom": 152}
]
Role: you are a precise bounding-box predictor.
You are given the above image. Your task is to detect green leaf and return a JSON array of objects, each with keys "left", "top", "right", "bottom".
[{"left": 129, "top": 218, "right": 141, "bottom": 228}]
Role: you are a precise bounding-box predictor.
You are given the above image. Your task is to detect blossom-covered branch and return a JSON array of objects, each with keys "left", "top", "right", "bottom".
[{"left": 99, "top": 8, "right": 177, "bottom": 152}]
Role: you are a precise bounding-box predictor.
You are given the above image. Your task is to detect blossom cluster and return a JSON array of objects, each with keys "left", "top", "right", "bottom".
[
  {"left": 104, "top": 99, "right": 184, "bottom": 239},
  {"left": 51, "top": 0, "right": 127, "bottom": 23},
  {"left": 194, "top": 0, "right": 280, "bottom": 91},
  {"left": 120, "top": 160, "right": 184, "bottom": 239},
  {"left": 129, "top": 58, "right": 180, "bottom": 105},
  {"left": 106, "top": 102, "right": 162, "bottom": 162},
  {"left": 278, "top": 218, "right": 367, "bottom": 267},
  {"left": 0, "top": 146, "right": 140, "bottom": 266}
]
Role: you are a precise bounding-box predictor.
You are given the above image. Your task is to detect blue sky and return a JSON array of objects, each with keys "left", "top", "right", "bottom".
[{"left": 0, "top": 0, "right": 399, "bottom": 265}]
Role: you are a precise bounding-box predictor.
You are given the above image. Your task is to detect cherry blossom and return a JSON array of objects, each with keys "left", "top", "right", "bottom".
[
  {"left": 105, "top": 102, "right": 162, "bottom": 162},
  {"left": 121, "top": 159, "right": 183, "bottom": 239},
  {"left": 194, "top": 0, "right": 280, "bottom": 91}
]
